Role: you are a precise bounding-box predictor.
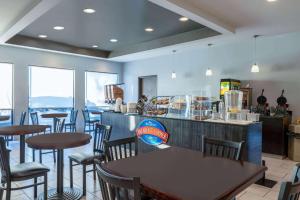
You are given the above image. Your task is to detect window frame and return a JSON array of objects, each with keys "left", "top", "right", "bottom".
[
  {"left": 0, "top": 62, "right": 14, "bottom": 125},
  {"left": 28, "top": 65, "right": 75, "bottom": 109}
]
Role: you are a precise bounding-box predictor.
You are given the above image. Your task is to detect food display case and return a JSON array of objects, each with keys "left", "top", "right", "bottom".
[
  {"left": 167, "top": 93, "right": 215, "bottom": 121},
  {"left": 145, "top": 96, "right": 173, "bottom": 116},
  {"left": 168, "top": 95, "right": 191, "bottom": 119}
]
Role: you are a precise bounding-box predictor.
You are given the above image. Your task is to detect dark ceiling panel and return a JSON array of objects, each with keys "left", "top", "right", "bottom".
[{"left": 19, "top": 0, "right": 208, "bottom": 51}]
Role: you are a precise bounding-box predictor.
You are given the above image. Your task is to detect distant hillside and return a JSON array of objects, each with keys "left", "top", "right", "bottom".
[{"left": 30, "top": 96, "right": 73, "bottom": 107}]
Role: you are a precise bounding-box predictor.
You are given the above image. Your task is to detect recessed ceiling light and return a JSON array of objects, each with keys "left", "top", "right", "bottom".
[
  {"left": 145, "top": 27, "right": 154, "bottom": 32},
  {"left": 53, "top": 26, "right": 64, "bottom": 30},
  {"left": 83, "top": 8, "right": 96, "bottom": 13},
  {"left": 92, "top": 45, "right": 98, "bottom": 48},
  {"left": 38, "top": 34, "right": 47, "bottom": 38},
  {"left": 110, "top": 39, "right": 118, "bottom": 43},
  {"left": 267, "top": 0, "right": 277, "bottom": 2},
  {"left": 179, "top": 17, "right": 189, "bottom": 22}
]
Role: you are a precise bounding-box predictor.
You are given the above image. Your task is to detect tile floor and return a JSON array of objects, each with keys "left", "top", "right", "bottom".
[{"left": 4, "top": 141, "right": 298, "bottom": 200}]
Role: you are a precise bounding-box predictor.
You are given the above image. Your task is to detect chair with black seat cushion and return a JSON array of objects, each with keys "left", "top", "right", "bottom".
[
  {"left": 96, "top": 161, "right": 141, "bottom": 200},
  {"left": 82, "top": 109, "right": 100, "bottom": 133},
  {"left": 19, "top": 112, "right": 26, "bottom": 126},
  {"left": 0, "top": 137, "right": 49, "bottom": 200},
  {"left": 65, "top": 109, "right": 78, "bottom": 132},
  {"left": 69, "top": 124, "right": 112, "bottom": 196},
  {"left": 202, "top": 135, "right": 244, "bottom": 161},
  {"left": 104, "top": 136, "right": 138, "bottom": 162}
]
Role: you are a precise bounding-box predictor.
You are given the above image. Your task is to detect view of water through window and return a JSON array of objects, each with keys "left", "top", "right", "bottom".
[{"left": 29, "top": 66, "right": 74, "bottom": 125}]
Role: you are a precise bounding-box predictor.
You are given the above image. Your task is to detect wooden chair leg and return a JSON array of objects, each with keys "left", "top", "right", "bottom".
[
  {"left": 53, "top": 150, "right": 56, "bottom": 163},
  {"left": 5, "top": 182, "right": 11, "bottom": 200},
  {"left": 44, "top": 174, "right": 48, "bottom": 200},
  {"left": 83, "top": 165, "right": 87, "bottom": 196},
  {"left": 93, "top": 163, "right": 96, "bottom": 180},
  {"left": 34, "top": 177, "right": 37, "bottom": 198},
  {"left": 70, "top": 159, "right": 73, "bottom": 188},
  {"left": 0, "top": 185, "right": 4, "bottom": 200},
  {"left": 32, "top": 149, "right": 35, "bottom": 162},
  {"left": 39, "top": 150, "right": 42, "bottom": 163}
]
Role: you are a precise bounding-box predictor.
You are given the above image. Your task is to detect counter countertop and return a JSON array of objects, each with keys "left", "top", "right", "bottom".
[{"left": 103, "top": 111, "right": 259, "bottom": 126}]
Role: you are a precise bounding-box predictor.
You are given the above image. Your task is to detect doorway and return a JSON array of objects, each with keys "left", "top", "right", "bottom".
[{"left": 138, "top": 75, "right": 157, "bottom": 100}]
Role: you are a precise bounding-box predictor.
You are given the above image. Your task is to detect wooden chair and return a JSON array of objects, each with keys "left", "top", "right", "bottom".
[
  {"left": 0, "top": 137, "right": 49, "bottom": 200},
  {"left": 96, "top": 161, "right": 141, "bottom": 200},
  {"left": 65, "top": 109, "right": 78, "bottom": 132},
  {"left": 32, "top": 118, "right": 65, "bottom": 163},
  {"left": 30, "top": 112, "right": 51, "bottom": 132},
  {"left": 278, "top": 181, "right": 300, "bottom": 200},
  {"left": 53, "top": 117, "right": 65, "bottom": 133},
  {"left": 202, "top": 135, "right": 244, "bottom": 161},
  {"left": 69, "top": 124, "right": 112, "bottom": 196},
  {"left": 82, "top": 109, "right": 100, "bottom": 133},
  {"left": 19, "top": 112, "right": 26, "bottom": 125},
  {"left": 104, "top": 136, "right": 138, "bottom": 162},
  {"left": 291, "top": 163, "right": 300, "bottom": 183}
]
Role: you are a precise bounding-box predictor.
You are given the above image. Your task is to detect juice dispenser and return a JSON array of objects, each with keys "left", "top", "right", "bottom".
[{"left": 224, "top": 90, "right": 243, "bottom": 121}]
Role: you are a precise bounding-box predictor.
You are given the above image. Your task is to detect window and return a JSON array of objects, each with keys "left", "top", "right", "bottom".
[
  {"left": 0, "top": 63, "right": 13, "bottom": 126},
  {"left": 29, "top": 66, "right": 74, "bottom": 124},
  {"left": 85, "top": 72, "right": 118, "bottom": 109}
]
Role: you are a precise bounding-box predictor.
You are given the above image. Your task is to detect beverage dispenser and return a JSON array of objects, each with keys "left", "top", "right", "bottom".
[{"left": 224, "top": 90, "right": 243, "bottom": 121}]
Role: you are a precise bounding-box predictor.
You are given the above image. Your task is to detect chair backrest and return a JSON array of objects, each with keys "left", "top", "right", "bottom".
[
  {"left": 0, "top": 137, "right": 11, "bottom": 183},
  {"left": 96, "top": 161, "right": 141, "bottom": 200},
  {"left": 30, "top": 112, "right": 39, "bottom": 125},
  {"left": 70, "top": 109, "right": 78, "bottom": 123},
  {"left": 291, "top": 163, "right": 300, "bottom": 183},
  {"left": 54, "top": 118, "right": 65, "bottom": 133},
  {"left": 94, "top": 124, "right": 112, "bottom": 153},
  {"left": 202, "top": 135, "right": 244, "bottom": 161},
  {"left": 278, "top": 181, "right": 300, "bottom": 200},
  {"left": 82, "top": 109, "right": 90, "bottom": 121},
  {"left": 19, "top": 111, "right": 26, "bottom": 125},
  {"left": 104, "top": 137, "right": 138, "bottom": 162}
]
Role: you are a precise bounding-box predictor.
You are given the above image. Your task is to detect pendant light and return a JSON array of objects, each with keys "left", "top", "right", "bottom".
[
  {"left": 171, "top": 50, "right": 177, "bottom": 79},
  {"left": 206, "top": 44, "right": 213, "bottom": 76},
  {"left": 251, "top": 35, "right": 260, "bottom": 73}
]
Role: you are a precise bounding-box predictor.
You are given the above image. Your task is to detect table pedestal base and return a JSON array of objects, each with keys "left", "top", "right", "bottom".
[{"left": 38, "top": 187, "right": 82, "bottom": 200}]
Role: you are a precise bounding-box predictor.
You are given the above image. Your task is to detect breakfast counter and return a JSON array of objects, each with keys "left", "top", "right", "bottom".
[{"left": 102, "top": 111, "right": 262, "bottom": 165}]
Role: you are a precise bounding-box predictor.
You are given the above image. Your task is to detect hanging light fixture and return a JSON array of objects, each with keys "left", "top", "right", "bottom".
[
  {"left": 251, "top": 35, "right": 260, "bottom": 73},
  {"left": 171, "top": 72, "right": 177, "bottom": 79},
  {"left": 205, "top": 68, "right": 213, "bottom": 76},
  {"left": 171, "top": 50, "right": 177, "bottom": 79},
  {"left": 206, "top": 44, "right": 213, "bottom": 76}
]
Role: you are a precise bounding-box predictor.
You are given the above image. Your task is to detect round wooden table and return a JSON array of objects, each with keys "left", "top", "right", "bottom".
[
  {"left": 0, "top": 115, "right": 10, "bottom": 121},
  {"left": 41, "top": 113, "right": 68, "bottom": 130},
  {"left": 0, "top": 125, "right": 50, "bottom": 163},
  {"left": 26, "top": 133, "right": 91, "bottom": 200}
]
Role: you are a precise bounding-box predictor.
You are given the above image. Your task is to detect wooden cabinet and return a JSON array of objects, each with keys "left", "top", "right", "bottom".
[{"left": 260, "top": 116, "right": 291, "bottom": 157}]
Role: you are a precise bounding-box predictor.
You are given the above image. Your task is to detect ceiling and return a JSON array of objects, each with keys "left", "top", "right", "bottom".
[
  {"left": 20, "top": 0, "right": 207, "bottom": 51},
  {"left": 0, "top": 0, "right": 40, "bottom": 35},
  {"left": 1, "top": 0, "right": 300, "bottom": 61}
]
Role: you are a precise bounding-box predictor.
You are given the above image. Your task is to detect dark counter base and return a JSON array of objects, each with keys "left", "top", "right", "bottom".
[{"left": 102, "top": 112, "right": 262, "bottom": 165}]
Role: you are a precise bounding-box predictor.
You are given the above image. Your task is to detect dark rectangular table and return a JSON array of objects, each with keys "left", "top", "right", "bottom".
[{"left": 104, "top": 147, "right": 267, "bottom": 200}]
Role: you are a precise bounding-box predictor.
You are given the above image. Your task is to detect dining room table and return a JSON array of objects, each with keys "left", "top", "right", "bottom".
[
  {"left": 26, "top": 132, "right": 91, "bottom": 200},
  {"left": 0, "top": 125, "right": 50, "bottom": 163},
  {"left": 40, "top": 113, "right": 68, "bottom": 130},
  {"left": 103, "top": 146, "right": 267, "bottom": 200}
]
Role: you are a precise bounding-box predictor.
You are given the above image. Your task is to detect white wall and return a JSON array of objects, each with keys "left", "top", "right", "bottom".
[
  {"left": 0, "top": 45, "right": 123, "bottom": 130},
  {"left": 123, "top": 31, "right": 300, "bottom": 119}
]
